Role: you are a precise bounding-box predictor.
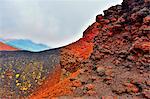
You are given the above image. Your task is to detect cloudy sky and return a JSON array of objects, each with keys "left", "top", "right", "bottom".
[{"left": 0, "top": 0, "right": 122, "bottom": 48}]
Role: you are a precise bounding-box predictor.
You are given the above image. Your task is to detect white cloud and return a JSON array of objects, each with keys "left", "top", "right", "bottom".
[{"left": 0, "top": 0, "right": 123, "bottom": 48}]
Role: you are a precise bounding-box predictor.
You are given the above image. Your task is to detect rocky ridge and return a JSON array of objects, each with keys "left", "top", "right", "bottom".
[
  {"left": 0, "top": 0, "right": 149, "bottom": 98},
  {"left": 29, "top": 0, "right": 150, "bottom": 98}
]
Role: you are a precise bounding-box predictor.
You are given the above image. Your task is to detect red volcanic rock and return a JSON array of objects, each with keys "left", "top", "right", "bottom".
[
  {"left": 86, "top": 90, "right": 97, "bottom": 96},
  {"left": 65, "top": 0, "right": 149, "bottom": 98},
  {"left": 96, "top": 14, "right": 103, "bottom": 22},
  {"left": 0, "top": 42, "right": 18, "bottom": 51},
  {"left": 60, "top": 22, "right": 100, "bottom": 72},
  {"left": 110, "top": 17, "right": 117, "bottom": 22},
  {"left": 124, "top": 83, "right": 139, "bottom": 93},
  {"left": 143, "top": 89, "right": 150, "bottom": 98},
  {"left": 117, "top": 17, "right": 126, "bottom": 23},
  {"left": 28, "top": 0, "right": 150, "bottom": 98},
  {"left": 72, "top": 80, "right": 82, "bottom": 87},
  {"left": 134, "top": 41, "right": 150, "bottom": 52},
  {"left": 144, "top": 0, "right": 150, "bottom": 3},
  {"left": 144, "top": 15, "right": 150, "bottom": 23},
  {"left": 85, "top": 84, "right": 95, "bottom": 90}
]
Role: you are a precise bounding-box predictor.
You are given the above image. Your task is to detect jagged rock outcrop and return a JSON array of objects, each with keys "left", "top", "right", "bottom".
[
  {"left": 30, "top": 0, "right": 149, "bottom": 98},
  {"left": 70, "top": 0, "right": 150, "bottom": 98},
  {"left": 0, "top": 0, "right": 149, "bottom": 98}
]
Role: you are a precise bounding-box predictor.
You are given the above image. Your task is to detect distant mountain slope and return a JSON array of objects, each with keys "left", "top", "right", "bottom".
[
  {"left": 0, "top": 42, "right": 18, "bottom": 51},
  {"left": 4, "top": 39, "right": 50, "bottom": 52}
]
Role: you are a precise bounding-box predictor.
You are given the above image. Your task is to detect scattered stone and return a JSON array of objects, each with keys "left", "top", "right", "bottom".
[
  {"left": 142, "top": 89, "right": 150, "bottom": 99},
  {"left": 96, "top": 14, "right": 104, "bottom": 23},
  {"left": 85, "top": 84, "right": 95, "bottom": 90},
  {"left": 144, "top": 15, "right": 150, "bottom": 23},
  {"left": 86, "top": 90, "right": 97, "bottom": 96},
  {"left": 134, "top": 41, "right": 150, "bottom": 52},
  {"left": 96, "top": 66, "right": 105, "bottom": 76}
]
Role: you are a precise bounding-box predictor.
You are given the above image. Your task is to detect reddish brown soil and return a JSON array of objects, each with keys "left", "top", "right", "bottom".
[
  {"left": 28, "top": 0, "right": 150, "bottom": 98},
  {"left": 0, "top": 42, "right": 18, "bottom": 51},
  {"left": 29, "top": 21, "right": 100, "bottom": 99},
  {"left": 60, "top": 22, "right": 100, "bottom": 72}
]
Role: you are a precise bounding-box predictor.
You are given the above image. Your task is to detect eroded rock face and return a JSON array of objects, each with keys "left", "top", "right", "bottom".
[
  {"left": 44, "top": 0, "right": 149, "bottom": 98},
  {"left": 81, "top": 0, "right": 150, "bottom": 98},
  {"left": 0, "top": 0, "right": 149, "bottom": 98},
  {"left": 42, "top": 0, "right": 149, "bottom": 98},
  {"left": 60, "top": 22, "right": 100, "bottom": 72}
]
